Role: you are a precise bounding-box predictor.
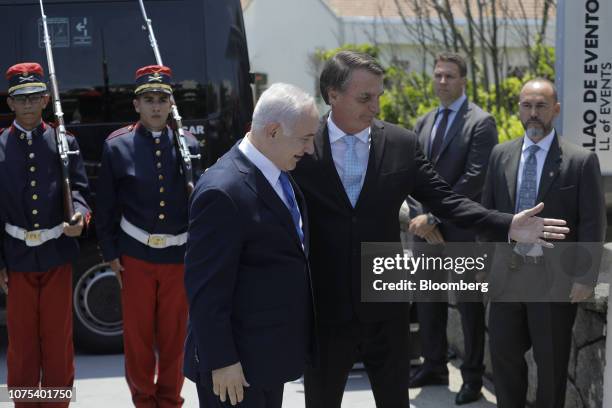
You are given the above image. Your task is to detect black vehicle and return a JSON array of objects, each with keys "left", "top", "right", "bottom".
[{"left": 0, "top": 0, "right": 254, "bottom": 352}]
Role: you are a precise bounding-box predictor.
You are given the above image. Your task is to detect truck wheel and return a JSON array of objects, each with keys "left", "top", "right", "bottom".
[{"left": 73, "top": 262, "right": 123, "bottom": 353}]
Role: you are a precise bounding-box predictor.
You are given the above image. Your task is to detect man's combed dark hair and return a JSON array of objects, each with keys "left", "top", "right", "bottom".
[
  {"left": 319, "top": 51, "right": 384, "bottom": 105},
  {"left": 435, "top": 52, "right": 468, "bottom": 78}
]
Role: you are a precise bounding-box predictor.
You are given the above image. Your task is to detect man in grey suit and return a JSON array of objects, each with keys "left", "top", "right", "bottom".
[
  {"left": 407, "top": 52, "right": 497, "bottom": 405},
  {"left": 481, "top": 78, "right": 605, "bottom": 408}
]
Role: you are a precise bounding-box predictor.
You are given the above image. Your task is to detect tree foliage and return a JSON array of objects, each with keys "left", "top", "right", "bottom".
[
  {"left": 390, "top": 0, "right": 556, "bottom": 110},
  {"left": 312, "top": 43, "right": 555, "bottom": 143}
]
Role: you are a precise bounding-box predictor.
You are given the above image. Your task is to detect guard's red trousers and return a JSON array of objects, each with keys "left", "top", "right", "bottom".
[
  {"left": 6, "top": 264, "right": 74, "bottom": 408},
  {"left": 121, "top": 255, "right": 188, "bottom": 408}
]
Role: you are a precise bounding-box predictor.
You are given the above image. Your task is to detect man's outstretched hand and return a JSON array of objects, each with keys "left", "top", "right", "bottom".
[{"left": 509, "top": 202, "right": 569, "bottom": 247}]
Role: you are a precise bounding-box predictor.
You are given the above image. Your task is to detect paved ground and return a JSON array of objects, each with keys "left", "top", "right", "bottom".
[{"left": 0, "top": 346, "right": 498, "bottom": 407}]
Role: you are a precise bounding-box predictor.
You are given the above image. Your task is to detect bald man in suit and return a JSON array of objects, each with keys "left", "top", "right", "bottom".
[{"left": 481, "top": 78, "right": 605, "bottom": 408}]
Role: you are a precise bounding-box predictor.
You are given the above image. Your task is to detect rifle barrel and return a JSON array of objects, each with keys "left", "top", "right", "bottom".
[
  {"left": 39, "top": 0, "right": 77, "bottom": 222},
  {"left": 137, "top": 0, "right": 199, "bottom": 198}
]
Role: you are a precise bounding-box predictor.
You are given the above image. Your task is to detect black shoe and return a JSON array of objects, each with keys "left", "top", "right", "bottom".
[
  {"left": 455, "top": 382, "right": 482, "bottom": 405},
  {"left": 408, "top": 367, "right": 449, "bottom": 388}
]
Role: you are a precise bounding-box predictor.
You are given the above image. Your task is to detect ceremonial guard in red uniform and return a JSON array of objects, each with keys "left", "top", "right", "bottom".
[
  {"left": 0, "top": 62, "right": 91, "bottom": 407},
  {"left": 95, "top": 65, "right": 201, "bottom": 407}
]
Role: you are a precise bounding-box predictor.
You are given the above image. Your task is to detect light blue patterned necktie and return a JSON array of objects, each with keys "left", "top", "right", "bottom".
[
  {"left": 342, "top": 135, "right": 362, "bottom": 207},
  {"left": 279, "top": 172, "right": 304, "bottom": 244},
  {"left": 516, "top": 144, "right": 540, "bottom": 254}
]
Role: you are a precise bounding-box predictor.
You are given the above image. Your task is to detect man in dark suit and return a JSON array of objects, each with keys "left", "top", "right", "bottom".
[
  {"left": 292, "top": 51, "right": 569, "bottom": 408},
  {"left": 183, "top": 83, "right": 319, "bottom": 408},
  {"left": 407, "top": 53, "right": 497, "bottom": 404},
  {"left": 481, "top": 78, "right": 605, "bottom": 408}
]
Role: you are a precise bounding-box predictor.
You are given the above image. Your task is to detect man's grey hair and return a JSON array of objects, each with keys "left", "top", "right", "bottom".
[{"left": 251, "top": 83, "right": 317, "bottom": 134}]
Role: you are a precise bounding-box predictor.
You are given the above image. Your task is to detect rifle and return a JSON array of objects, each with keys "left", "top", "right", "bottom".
[
  {"left": 39, "top": 0, "right": 79, "bottom": 224},
  {"left": 137, "top": 0, "right": 200, "bottom": 196}
]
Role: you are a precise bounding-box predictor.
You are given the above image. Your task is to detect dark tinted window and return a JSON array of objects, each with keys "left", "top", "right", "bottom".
[{"left": 0, "top": 0, "right": 253, "bottom": 167}]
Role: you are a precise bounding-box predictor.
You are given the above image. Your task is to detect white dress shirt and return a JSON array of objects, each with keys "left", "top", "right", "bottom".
[
  {"left": 515, "top": 129, "right": 556, "bottom": 256},
  {"left": 239, "top": 135, "right": 303, "bottom": 229},
  {"left": 429, "top": 94, "right": 467, "bottom": 152},
  {"left": 14, "top": 120, "right": 41, "bottom": 140},
  {"left": 148, "top": 126, "right": 171, "bottom": 142},
  {"left": 327, "top": 113, "right": 371, "bottom": 189}
]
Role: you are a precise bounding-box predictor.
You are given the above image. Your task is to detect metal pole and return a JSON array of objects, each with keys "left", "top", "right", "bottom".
[
  {"left": 137, "top": 0, "right": 164, "bottom": 65},
  {"left": 554, "top": 0, "right": 565, "bottom": 134}
]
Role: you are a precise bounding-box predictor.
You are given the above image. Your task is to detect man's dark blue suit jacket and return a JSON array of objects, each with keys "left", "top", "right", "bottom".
[{"left": 183, "top": 142, "right": 314, "bottom": 389}]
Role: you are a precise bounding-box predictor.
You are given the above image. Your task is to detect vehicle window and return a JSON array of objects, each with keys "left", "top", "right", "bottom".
[
  {"left": 0, "top": 0, "right": 207, "bottom": 124},
  {"left": 0, "top": 0, "right": 253, "bottom": 168}
]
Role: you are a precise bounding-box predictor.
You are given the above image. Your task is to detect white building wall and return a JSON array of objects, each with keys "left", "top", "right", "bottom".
[
  {"left": 243, "top": 0, "right": 340, "bottom": 99},
  {"left": 244, "top": 1, "right": 556, "bottom": 100},
  {"left": 340, "top": 17, "right": 557, "bottom": 76}
]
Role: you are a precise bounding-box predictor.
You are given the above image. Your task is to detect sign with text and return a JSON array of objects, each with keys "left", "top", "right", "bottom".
[{"left": 559, "top": 0, "right": 612, "bottom": 173}]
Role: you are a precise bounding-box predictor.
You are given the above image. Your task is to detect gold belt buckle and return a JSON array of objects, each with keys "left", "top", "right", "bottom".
[
  {"left": 25, "top": 230, "right": 42, "bottom": 245},
  {"left": 147, "top": 235, "right": 167, "bottom": 248}
]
